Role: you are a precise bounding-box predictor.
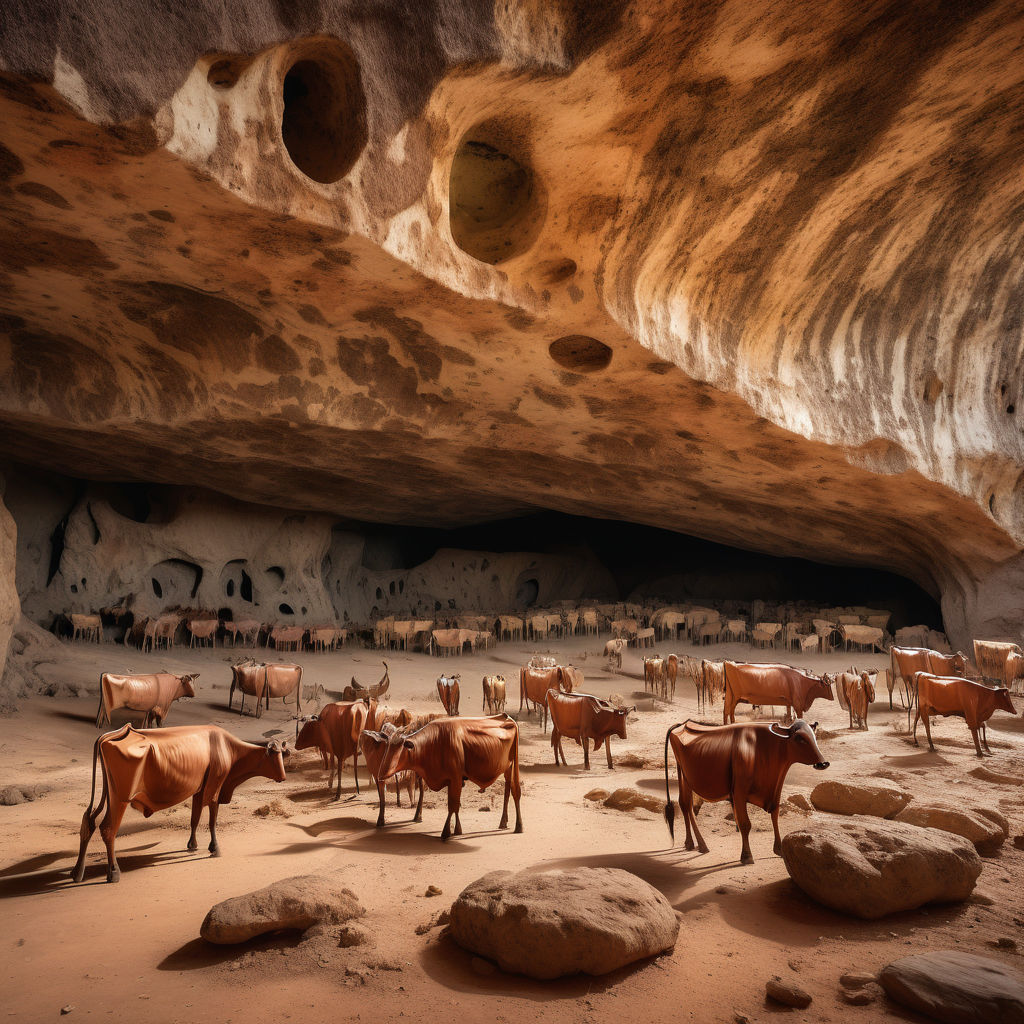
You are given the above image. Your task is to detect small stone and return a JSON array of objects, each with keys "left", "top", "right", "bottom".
[
  {"left": 471, "top": 956, "right": 496, "bottom": 976},
  {"left": 60, "top": 1007, "right": 74, "bottom": 1016},
  {"left": 425, "top": 885, "right": 442, "bottom": 897},
  {"left": 583, "top": 788, "right": 609, "bottom": 802},
  {"left": 733, "top": 1014, "right": 751, "bottom": 1024},
  {"left": 1013, "top": 835, "right": 1024, "bottom": 851},
  {"left": 715, "top": 884, "right": 739, "bottom": 895},
  {"left": 602, "top": 788, "right": 663, "bottom": 813},
  {"left": 765, "top": 977, "right": 812, "bottom": 1008},
  {"left": 337, "top": 924, "right": 370, "bottom": 948},
  {"left": 787, "top": 959, "right": 800, "bottom": 972},
  {"left": 840, "top": 972, "right": 877, "bottom": 988},
  {"left": 840, "top": 984, "right": 881, "bottom": 1006},
  {"left": 988, "top": 937, "right": 1017, "bottom": 951},
  {"left": 0, "top": 786, "right": 25, "bottom": 806},
  {"left": 787, "top": 793, "right": 811, "bottom": 811}
]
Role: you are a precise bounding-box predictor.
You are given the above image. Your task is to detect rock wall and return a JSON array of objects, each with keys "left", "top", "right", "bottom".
[
  {"left": 0, "top": 479, "right": 22, "bottom": 708},
  {"left": 0, "top": 0, "right": 1022, "bottom": 658}
]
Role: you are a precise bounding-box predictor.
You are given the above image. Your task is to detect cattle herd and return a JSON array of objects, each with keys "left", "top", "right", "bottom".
[{"left": 64, "top": 612, "right": 1024, "bottom": 883}]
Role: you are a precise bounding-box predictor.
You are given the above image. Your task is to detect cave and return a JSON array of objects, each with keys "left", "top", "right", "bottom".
[{"left": 1, "top": 3, "right": 1023, "bottom": 1018}]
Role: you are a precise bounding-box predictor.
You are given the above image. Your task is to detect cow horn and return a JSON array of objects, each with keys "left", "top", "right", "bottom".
[{"left": 768, "top": 723, "right": 788, "bottom": 737}]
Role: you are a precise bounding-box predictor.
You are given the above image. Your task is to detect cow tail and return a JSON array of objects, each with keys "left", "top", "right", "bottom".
[{"left": 663, "top": 723, "right": 683, "bottom": 842}]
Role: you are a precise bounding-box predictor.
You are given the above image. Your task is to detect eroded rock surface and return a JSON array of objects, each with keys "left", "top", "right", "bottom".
[
  {"left": 895, "top": 803, "right": 1009, "bottom": 856},
  {"left": 810, "top": 780, "right": 912, "bottom": 819},
  {"left": 448, "top": 867, "right": 678, "bottom": 978}
]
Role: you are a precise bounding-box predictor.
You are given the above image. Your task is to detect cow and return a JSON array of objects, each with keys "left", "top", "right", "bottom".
[
  {"left": 71, "top": 724, "right": 288, "bottom": 883},
  {"left": 341, "top": 661, "right": 390, "bottom": 702},
  {"left": 890, "top": 646, "right": 968, "bottom": 711},
  {"left": 912, "top": 672, "right": 1016, "bottom": 757},
  {"left": 665, "top": 654, "right": 679, "bottom": 700},
  {"left": 700, "top": 659, "right": 726, "bottom": 714},
  {"left": 519, "top": 664, "right": 574, "bottom": 730},
  {"left": 296, "top": 698, "right": 376, "bottom": 798},
  {"left": 547, "top": 690, "right": 634, "bottom": 769},
  {"left": 358, "top": 716, "right": 522, "bottom": 840},
  {"left": 373, "top": 705, "right": 414, "bottom": 731},
  {"left": 840, "top": 670, "right": 875, "bottom": 730},
  {"left": 482, "top": 675, "right": 507, "bottom": 714},
  {"left": 643, "top": 656, "right": 664, "bottom": 697},
  {"left": 974, "top": 640, "right": 1024, "bottom": 691},
  {"left": 723, "top": 662, "right": 833, "bottom": 724},
  {"left": 71, "top": 613, "right": 102, "bottom": 643},
  {"left": 228, "top": 660, "right": 302, "bottom": 718},
  {"left": 663, "top": 719, "right": 829, "bottom": 864},
  {"left": 96, "top": 672, "right": 198, "bottom": 728},
  {"left": 359, "top": 723, "right": 425, "bottom": 828},
  {"left": 437, "top": 674, "right": 461, "bottom": 716},
  {"left": 604, "top": 637, "right": 627, "bottom": 670},
  {"left": 187, "top": 618, "right": 219, "bottom": 648}
]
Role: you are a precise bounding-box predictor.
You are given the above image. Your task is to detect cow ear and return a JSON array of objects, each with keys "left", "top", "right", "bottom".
[{"left": 811, "top": 721, "right": 819, "bottom": 732}]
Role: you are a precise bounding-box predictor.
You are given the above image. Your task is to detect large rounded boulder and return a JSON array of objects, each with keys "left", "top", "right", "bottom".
[
  {"left": 781, "top": 818, "right": 981, "bottom": 919},
  {"left": 447, "top": 868, "right": 679, "bottom": 979},
  {"left": 809, "top": 780, "right": 912, "bottom": 818},
  {"left": 894, "top": 803, "right": 1009, "bottom": 856}
]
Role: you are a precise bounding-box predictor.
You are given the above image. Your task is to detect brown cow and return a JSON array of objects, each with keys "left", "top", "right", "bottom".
[
  {"left": 519, "top": 664, "right": 573, "bottom": 730},
  {"left": 187, "top": 618, "right": 219, "bottom": 648},
  {"left": 359, "top": 723, "right": 425, "bottom": 828},
  {"left": 341, "top": 661, "right": 390, "bottom": 702},
  {"left": 890, "top": 646, "right": 968, "bottom": 710},
  {"left": 296, "top": 698, "right": 377, "bottom": 798},
  {"left": 547, "top": 690, "right": 634, "bottom": 769},
  {"left": 359, "top": 715, "right": 522, "bottom": 840},
  {"left": 643, "top": 656, "right": 664, "bottom": 697},
  {"left": 699, "top": 659, "right": 726, "bottom": 714},
  {"left": 482, "top": 675, "right": 507, "bottom": 714},
  {"left": 664, "top": 654, "right": 679, "bottom": 700},
  {"left": 437, "top": 674, "right": 461, "bottom": 716},
  {"left": 974, "top": 640, "right": 1024, "bottom": 691},
  {"left": 71, "top": 724, "right": 287, "bottom": 883},
  {"left": 912, "top": 672, "right": 1016, "bottom": 757},
  {"left": 96, "top": 672, "right": 198, "bottom": 728},
  {"left": 723, "top": 662, "right": 833, "bottom": 724},
  {"left": 229, "top": 660, "right": 302, "bottom": 718},
  {"left": 839, "top": 670, "right": 875, "bottom": 730},
  {"left": 373, "top": 705, "right": 414, "bottom": 731},
  {"left": 664, "top": 719, "right": 829, "bottom": 864}
]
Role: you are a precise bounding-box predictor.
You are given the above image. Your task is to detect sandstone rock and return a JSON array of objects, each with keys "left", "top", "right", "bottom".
[
  {"left": 425, "top": 885, "right": 442, "bottom": 897},
  {"left": 0, "top": 489, "right": 21, "bottom": 711},
  {"left": 840, "top": 984, "right": 881, "bottom": 1006},
  {"left": 765, "top": 978, "right": 811, "bottom": 1008},
  {"left": 840, "top": 971, "right": 877, "bottom": 989},
  {"left": 781, "top": 818, "right": 981, "bottom": 919},
  {"left": 336, "top": 924, "right": 370, "bottom": 948},
  {"left": 448, "top": 868, "right": 678, "bottom": 979},
  {"left": 879, "top": 951, "right": 1024, "bottom": 1024},
  {"left": 200, "top": 872, "right": 364, "bottom": 944},
  {"left": 810, "top": 780, "right": 912, "bottom": 818},
  {"left": 603, "top": 788, "right": 663, "bottom": 813},
  {"left": 895, "top": 803, "right": 1007, "bottom": 856},
  {"left": 787, "top": 793, "right": 812, "bottom": 811},
  {"left": 969, "top": 766, "right": 1023, "bottom": 787}
]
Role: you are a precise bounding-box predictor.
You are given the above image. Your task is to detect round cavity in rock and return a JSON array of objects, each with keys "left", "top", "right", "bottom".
[
  {"left": 280, "top": 44, "right": 367, "bottom": 184},
  {"left": 279, "top": 603, "right": 294, "bottom": 616},
  {"left": 549, "top": 335, "right": 612, "bottom": 373},
  {"left": 207, "top": 57, "right": 249, "bottom": 90},
  {"left": 515, "top": 577, "right": 539, "bottom": 608},
  {"left": 449, "top": 123, "right": 544, "bottom": 264}
]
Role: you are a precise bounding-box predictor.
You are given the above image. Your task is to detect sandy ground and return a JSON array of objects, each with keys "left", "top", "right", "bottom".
[{"left": 1, "top": 636, "right": 1023, "bottom": 1023}]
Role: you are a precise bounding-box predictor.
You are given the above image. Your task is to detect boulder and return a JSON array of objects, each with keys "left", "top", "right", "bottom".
[
  {"left": 879, "top": 951, "right": 1024, "bottom": 1024},
  {"left": 448, "top": 868, "right": 678, "bottom": 979},
  {"left": 200, "top": 872, "right": 364, "bottom": 944},
  {"left": 810, "top": 780, "right": 912, "bottom": 818},
  {"left": 781, "top": 818, "right": 981, "bottom": 919},
  {"left": 603, "top": 788, "right": 664, "bottom": 813},
  {"left": 584, "top": 788, "right": 610, "bottom": 802},
  {"left": 765, "top": 978, "right": 812, "bottom": 1008},
  {"left": 787, "top": 793, "right": 812, "bottom": 811},
  {"left": 895, "top": 803, "right": 1008, "bottom": 856}
]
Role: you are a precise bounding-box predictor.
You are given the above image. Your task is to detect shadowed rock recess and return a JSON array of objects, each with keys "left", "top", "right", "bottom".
[{"left": 1, "top": 0, "right": 1023, "bottom": 685}]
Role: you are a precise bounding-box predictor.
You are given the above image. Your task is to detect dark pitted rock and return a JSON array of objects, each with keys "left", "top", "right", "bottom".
[
  {"left": 448, "top": 868, "right": 678, "bottom": 979},
  {"left": 879, "top": 951, "right": 1024, "bottom": 1024},
  {"left": 895, "top": 803, "right": 1008, "bottom": 856},
  {"left": 781, "top": 818, "right": 981, "bottom": 919},
  {"left": 200, "top": 872, "right": 364, "bottom": 944},
  {"left": 810, "top": 780, "right": 911, "bottom": 818}
]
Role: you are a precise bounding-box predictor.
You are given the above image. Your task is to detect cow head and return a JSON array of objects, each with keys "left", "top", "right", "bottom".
[
  {"left": 359, "top": 728, "right": 406, "bottom": 780},
  {"left": 810, "top": 674, "right": 835, "bottom": 702},
  {"left": 265, "top": 739, "right": 289, "bottom": 782},
  {"left": 861, "top": 671, "right": 876, "bottom": 703},
  {"left": 993, "top": 687, "right": 1017, "bottom": 716},
  {"left": 769, "top": 719, "right": 829, "bottom": 770},
  {"left": 951, "top": 651, "right": 968, "bottom": 675},
  {"left": 178, "top": 673, "right": 199, "bottom": 698},
  {"left": 295, "top": 715, "right": 322, "bottom": 751}
]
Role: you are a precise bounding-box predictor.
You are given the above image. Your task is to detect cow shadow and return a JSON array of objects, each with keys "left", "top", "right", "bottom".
[
  {"left": 50, "top": 710, "right": 99, "bottom": 725},
  {"left": 264, "top": 826, "right": 481, "bottom": 856}
]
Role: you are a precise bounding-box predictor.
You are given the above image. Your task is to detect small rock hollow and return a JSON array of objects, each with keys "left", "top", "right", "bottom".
[
  {"left": 449, "top": 123, "right": 543, "bottom": 264},
  {"left": 549, "top": 335, "right": 613, "bottom": 373},
  {"left": 280, "top": 42, "right": 366, "bottom": 184}
]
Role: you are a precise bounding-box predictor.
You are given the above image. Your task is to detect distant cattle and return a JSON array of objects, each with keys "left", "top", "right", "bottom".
[
  {"left": 547, "top": 690, "right": 633, "bottom": 769},
  {"left": 187, "top": 619, "right": 219, "bottom": 648},
  {"left": 296, "top": 699, "right": 376, "bottom": 798},
  {"left": 664, "top": 654, "right": 679, "bottom": 700},
  {"left": 664, "top": 719, "right": 829, "bottom": 863},
  {"left": 890, "top": 646, "right": 968, "bottom": 710},
  {"left": 912, "top": 673, "right": 1016, "bottom": 757},
  {"left": 358, "top": 715, "right": 522, "bottom": 839},
  {"left": 838, "top": 670, "right": 875, "bottom": 730},
  {"left": 974, "top": 640, "right": 1024, "bottom": 692},
  {"left": 643, "top": 656, "right": 665, "bottom": 697},
  {"left": 437, "top": 674, "right": 461, "bottom": 716},
  {"left": 604, "top": 637, "right": 627, "bottom": 670},
  {"left": 482, "top": 675, "right": 507, "bottom": 714},
  {"left": 229, "top": 661, "right": 302, "bottom": 718},
  {"left": 341, "top": 661, "right": 390, "bottom": 703},
  {"left": 71, "top": 614, "right": 102, "bottom": 643},
  {"left": 723, "top": 662, "right": 833, "bottom": 723},
  {"left": 71, "top": 724, "right": 287, "bottom": 883},
  {"left": 373, "top": 705, "right": 414, "bottom": 732},
  {"left": 528, "top": 655, "right": 557, "bottom": 669},
  {"left": 699, "top": 659, "right": 726, "bottom": 714},
  {"left": 96, "top": 672, "right": 198, "bottom": 728}
]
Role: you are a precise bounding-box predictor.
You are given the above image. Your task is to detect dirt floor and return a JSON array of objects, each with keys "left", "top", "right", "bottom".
[{"left": 1, "top": 635, "right": 1023, "bottom": 1023}]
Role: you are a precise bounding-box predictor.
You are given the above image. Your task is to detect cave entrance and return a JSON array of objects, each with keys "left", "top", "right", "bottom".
[{"left": 515, "top": 577, "right": 540, "bottom": 609}]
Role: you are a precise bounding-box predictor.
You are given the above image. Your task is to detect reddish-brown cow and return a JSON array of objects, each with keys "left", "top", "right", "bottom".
[
  {"left": 664, "top": 719, "right": 829, "bottom": 863},
  {"left": 72, "top": 724, "right": 287, "bottom": 883},
  {"left": 723, "top": 663, "right": 833, "bottom": 724},
  {"left": 359, "top": 716, "right": 523, "bottom": 840},
  {"left": 665, "top": 654, "right": 679, "bottom": 700},
  {"left": 840, "top": 670, "right": 875, "bottom": 730},
  {"left": 437, "top": 674, "right": 461, "bottom": 716},
  {"left": 482, "top": 675, "right": 507, "bottom": 713},
  {"left": 96, "top": 672, "right": 198, "bottom": 728},
  {"left": 547, "top": 690, "right": 634, "bottom": 769},
  {"left": 890, "top": 646, "right": 968, "bottom": 710},
  {"left": 296, "top": 698, "right": 377, "bottom": 798},
  {"left": 519, "top": 665, "right": 573, "bottom": 730},
  {"left": 359, "top": 724, "right": 425, "bottom": 828},
  {"left": 912, "top": 672, "right": 1016, "bottom": 757},
  {"left": 229, "top": 661, "right": 302, "bottom": 718}
]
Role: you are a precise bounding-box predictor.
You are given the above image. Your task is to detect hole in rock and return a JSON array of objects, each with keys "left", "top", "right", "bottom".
[
  {"left": 449, "top": 123, "right": 544, "bottom": 264},
  {"left": 1008, "top": 404, "right": 1016, "bottom": 415},
  {"left": 240, "top": 571, "right": 253, "bottom": 603},
  {"left": 279, "top": 603, "right": 294, "bottom": 616},
  {"left": 218, "top": 607, "right": 231, "bottom": 620},
  {"left": 70, "top": 583, "right": 78, "bottom": 594},
  {"left": 266, "top": 566, "right": 285, "bottom": 584},
  {"left": 389, "top": 581, "right": 396, "bottom": 595},
  {"left": 46, "top": 516, "right": 67, "bottom": 586},
  {"left": 152, "top": 559, "right": 202, "bottom": 601},
  {"left": 375, "top": 587, "right": 384, "bottom": 600},
  {"left": 549, "top": 335, "right": 613, "bottom": 373},
  {"left": 515, "top": 577, "right": 540, "bottom": 609},
  {"left": 152, "top": 578, "right": 162, "bottom": 598},
  {"left": 226, "top": 579, "right": 234, "bottom": 597},
  {"left": 281, "top": 45, "right": 367, "bottom": 184},
  {"left": 207, "top": 57, "right": 249, "bottom": 90}
]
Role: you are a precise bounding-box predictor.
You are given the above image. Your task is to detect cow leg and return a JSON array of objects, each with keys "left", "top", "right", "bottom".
[
  {"left": 733, "top": 794, "right": 754, "bottom": 864},
  {"left": 353, "top": 748, "right": 361, "bottom": 795},
  {"left": 970, "top": 725, "right": 985, "bottom": 758},
  {"left": 334, "top": 758, "right": 344, "bottom": 801},
  {"left": 374, "top": 780, "right": 386, "bottom": 827},
  {"left": 605, "top": 736, "right": 613, "bottom": 769},
  {"left": 187, "top": 791, "right": 203, "bottom": 851},
  {"left": 441, "top": 779, "right": 463, "bottom": 841},
  {"left": 99, "top": 800, "right": 128, "bottom": 883},
  {"left": 71, "top": 791, "right": 106, "bottom": 883},
  {"left": 912, "top": 706, "right": 921, "bottom": 746},
  {"left": 921, "top": 709, "right": 936, "bottom": 752},
  {"left": 207, "top": 802, "right": 220, "bottom": 856},
  {"left": 848, "top": 704, "right": 854, "bottom": 730},
  {"left": 582, "top": 734, "right": 590, "bottom": 770},
  {"left": 981, "top": 722, "right": 992, "bottom": 755},
  {"left": 414, "top": 779, "right": 424, "bottom": 823},
  {"left": 681, "top": 775, "right": 709, "bottom": 854},
  {"left": 770, "top": 804, "right": 783, "bottom": 856}
]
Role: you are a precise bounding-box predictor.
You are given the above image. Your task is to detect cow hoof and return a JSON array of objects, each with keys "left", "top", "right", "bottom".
[
  {"left": 414, "top": 815, "right": 423, "bottom": 824},
  {"left": 740, "top": 853, "right": 753, "bottom": 866},
  {"left": 107, "top": 871, "right": 120, "bottom": 883},
  {"left": 773, "top": 842, "right": 783, "bottom": 856},
  {"left": 514, "top": 823, "right": 523, "bottom": 834},
  {"left": 684, "top": 840, "right": 695, "bottom": 851},
  {"left": 209, "top": 847, "right": 220, "bottom": 857},
  {"left": 186, "top": 841, "right": 198, "bottom": 852},
  {"left": 71, "top": 868, "right": 84, "bottom": 883}
]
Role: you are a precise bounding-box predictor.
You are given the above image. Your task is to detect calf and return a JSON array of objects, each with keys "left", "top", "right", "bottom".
[
  {"left": 359, "top": 716, "right": 522, "bottom": 840},
  {"left": 71, "top": 724, "right": 287, "bottom": 883},
  {"left": 482, "top": 675, "right": 507, "bottom": 714},
  {"left": 664, "top": 719, "right": 828, "bottom": 864},
  {"left": 547, "top": 690, "right": 633, "bottom": 769},
  {"left": 723, "top": 662, "right": 833, "bottom": 723},
  {"left": 913, "top": 672, "right": 1016, "bottom": 757},
  {"left": 96, "top": 672, "right": 198, "bottom": 728},
  {"left": 296, "top": 699, "right": 376, "bottom": 798},
  {"left": 437, "top": 674, "right": 461, "bottom": 716}
]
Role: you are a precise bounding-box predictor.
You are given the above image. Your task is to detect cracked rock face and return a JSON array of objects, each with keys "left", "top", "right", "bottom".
[{"left": 1, "top": 0, "right": 1023, "bottom": 658}]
